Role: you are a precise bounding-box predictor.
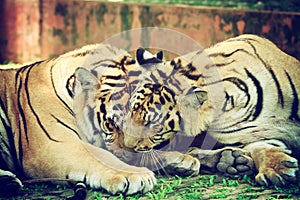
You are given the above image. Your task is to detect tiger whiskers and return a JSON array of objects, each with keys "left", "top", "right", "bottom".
[
  {"left": 139, "top": 150, "right": 170, "bottom": 177},
  {"left": 152, "top": 150, "right": 171, "bottom": 177}
]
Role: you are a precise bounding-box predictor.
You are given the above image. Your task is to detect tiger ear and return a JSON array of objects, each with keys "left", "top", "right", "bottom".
[
  {"left": 136, "top": 48, "right": 163, "bottom": 65},
  {"left": 179, "top": 88, "right": 208, "bottom": 107},
  {"left": 155, "top": 50, "right": 163, "bottom": 60},
  {"left": 75, "top": 67, "right": 99, "bottom": 89},
  {"left": 194, "top": 89, "right": 208, "bottom": 105}
]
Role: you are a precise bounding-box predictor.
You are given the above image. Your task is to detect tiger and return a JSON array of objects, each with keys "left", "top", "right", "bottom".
[
  {"left": 0, "top": 45, "right": 157, "bottom": 196},
  {"left": 0, "top": 34, "right": 298, "bottom": 197},
  {"left": 73, "top": 34, "right": 299, "bottom": 188}
]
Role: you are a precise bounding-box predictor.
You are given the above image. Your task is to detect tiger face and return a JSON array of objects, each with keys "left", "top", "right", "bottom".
[{"left": 74, "top": 48, "right": 214, "bottom": 167}]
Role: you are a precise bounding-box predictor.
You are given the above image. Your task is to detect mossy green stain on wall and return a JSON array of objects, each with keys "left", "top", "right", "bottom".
[
  {"left": 120, "top": 5, "right": 133, "bottom": 50},
  {"left": 55, "top": 3, "right": 68, "bottom": 17},
  {"left": 53, "top": 28, "right": 68, "bottom": 45},
  {"left": 53, "top": 2, "right": 70, "bottom": 45},
  {"left": 96, "top": 4, "right": 107, "bottom": 25},
  {"left": 55, "top": 3, "right": 70, "bottom": 27},
  {"left": 71, "top": 13, "right": 79, "bottom": 45},
  {"left": 139, "top": 6, "right": 154, "bottom": 27},
  {"left": 53, "top": 2, "right": 80, "bottom": 45},
  {"left": 120, "top": 5, "right": 133, "bottom": 31},
  {"left": 139, "top": 6, "right": 152, "bottom": 48},
  {"left": 85, "top": 15, "right": 90, "bottom": 44}
]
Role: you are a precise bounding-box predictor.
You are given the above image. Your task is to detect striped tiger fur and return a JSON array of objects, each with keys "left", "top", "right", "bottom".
[
  {"left": 0, "top": 34, "right": 299, "bottom": 196},
  {"left": 0, "top": 45, "right": 156, "bottom": 196},
  {"left": 74, "top": 34, "right": 299, "bottom": 187}
]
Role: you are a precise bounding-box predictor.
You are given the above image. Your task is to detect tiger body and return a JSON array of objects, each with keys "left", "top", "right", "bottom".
[
  {"left": 0, "top": 45, "right": 156, "bottom": 195},
  {"left": 73, "top": 34, "right": 299, "bottom": 186},
  {"left": 204, "top": 36, "right": 300, "bottom": 149},
  {"left": 0, "top": 34, "right": 299, "bottom": 196}
]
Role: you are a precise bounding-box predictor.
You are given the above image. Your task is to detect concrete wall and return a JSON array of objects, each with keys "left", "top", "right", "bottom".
[{"left": 1, "top": 0, "right": 300, "bottom": 63}]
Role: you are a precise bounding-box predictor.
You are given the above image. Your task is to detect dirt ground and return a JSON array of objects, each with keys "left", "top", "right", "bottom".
[{"left": 3, "top": 174, "right": 300, "bottom": 200}]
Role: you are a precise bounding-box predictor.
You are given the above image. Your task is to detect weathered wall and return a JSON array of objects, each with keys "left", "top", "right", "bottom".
[{"left": 1, "top": 0, "right": 300, "bottom": 63}]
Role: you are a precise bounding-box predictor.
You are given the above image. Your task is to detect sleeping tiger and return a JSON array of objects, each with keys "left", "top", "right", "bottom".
[{"left": 0, "top": 34, "right": 299, "bottom": 196}]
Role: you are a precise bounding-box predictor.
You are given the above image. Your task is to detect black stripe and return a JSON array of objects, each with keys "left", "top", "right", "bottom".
[
  {"left": 214, "top": 60, "right": 235, "bottom": 67},
  {"left": 127, "top": 70, "right": 142, "bottom": 77},
  {"left": 24, "top": 65, "right": 59, "bottom": 142},
  {"left": 51, "top": 114, "right": 81, "bottom": 139},
  {"left": 88, "top": 106, "right": 100, "bottom": 136},
  {"left": 92, "top": 59, "right": 119, "bottom": 68},
  {"left": 110, "top": 90, "right": 125, "bottom": 101},
  {"left": 16, "top": 77, "right": 29, "bottom": 143},
  {"left": 129, "top": 80, "right": 139, "bottom": 93},
  {"left": 180, "top": 64, "right": 202, "bottom": 81},
  {"left": 153, "top": 139, "right": 170, "bottom": 150},
  {"left": 209, "top": 49, "right": 250, "bottom": 58},
  {"left": 15, "top": 64, "right": 32, "bottom": 92},
  {"left": 159, "top": 96, "right": 166, "bottom": 105},
  {"left": 218, "top": 125, "right": 257, "bottom": 134},
  {"left": 18, "top": 126, "right": 24, "bottom": 175},
  {"left": 105, "top": 82, "right": 126, "bottom": 87},
  {"left": 66, "top": 74, "right": 75, "bottom": 98},
  {"left": 223, "top": 77, "right": 250, "bottom": 107},
  {"left": 164, "top": 87, "right": 176, "bottom": 102},
  {"left": 245, "top": 68, "right": 263, "bottom": 121},
  {"left": 222, "top": 91, "right": 234, "bottom": 111},
  {"left": 157, "top": 69, "right": 168, "bottom": 79},
  {"left": 104, "top": 75, "right": 122, "bottom": 80},
  {"left": 167, "top": 78, "right": 183, "bottom": 94},
  {"left": 50, "top": 65, "right": 74, "bottom": 116},
  {"left": 100, "top": 103, "right": 106, "bottom": 116},
  {"left": 97, "top": 112, "right": 101, "bottom": 125},
  {"left": 242, "top": 39, "right": 284, "bottom": 108},
  {"left": 168, "top": 120, "right": 175, "bottom": 130},
  {"left": 182, "top": 72, "right": 201, "bottom": 81},
  {"left": 269, "top": 69, "right": 284, "bottom": 107},
  {"left": 226, "top": 37, "right": 258, "bottom": 44},
  {"left": 211, "top": 38, "right": 284, "bottom": 111},
  {"left": 0, "top": 112, "right": 24, "bottom": 176},
  {"left": 149, "top": 72, "right": 159, "bottom": 83},
  {"left": 285, "top": 71, "right": 300, "bottom": 122},
  {"left": 217, "top": 95, "right": 255, "bottom": 131}
]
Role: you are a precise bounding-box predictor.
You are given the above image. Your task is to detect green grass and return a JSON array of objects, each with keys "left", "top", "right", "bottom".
[
  {"left": 120, "top": 0, "right": 300, "bottom": 12},
  {"left": 87, "top": 175, "right": 300, "bottom": 199},
  {"left": 0, "top": 61, "right": 15, "bottom": 66},
  {"left": 3, "top": 174, "right": 300, "bottom": 199}
]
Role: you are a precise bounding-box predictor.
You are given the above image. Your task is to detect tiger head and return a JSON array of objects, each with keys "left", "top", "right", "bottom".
[{"left": 73, "top": 48, "right": 215, "bottom": 167}]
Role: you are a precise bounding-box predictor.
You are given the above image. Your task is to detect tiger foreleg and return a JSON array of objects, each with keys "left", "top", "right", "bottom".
[
  {"left": 0, "top": 169, "right": 23, "bottom": 197},
  {"left": 24, "top": 139, "right": 156, "bottom": 195},
  {"left": 244, "top": 140, "right": 299, "bottom": 186},
  {"left": 187, "top": 147, "right": 254, "bottom": 177}
]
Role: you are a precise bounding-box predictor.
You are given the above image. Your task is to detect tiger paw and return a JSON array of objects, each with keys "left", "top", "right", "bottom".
[
  {"left": 87, "top": 167, "right": 156, "bottom": 195},
  {"left": 164, "top": 151, "right": 200, "bottom": 177},
  {"left": 255, "top": 150, "right": 298, "bottom": 187},
  {"left": 216, "top": 148, "right": 254, "bottom": 177},
  {"left": 0, "top": 170, "right": 23, "bottom": 197}
]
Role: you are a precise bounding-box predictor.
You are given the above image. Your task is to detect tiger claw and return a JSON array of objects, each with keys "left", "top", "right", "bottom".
[
  {"left": 255, "top": 170, "right": 286, "bottom": 187},
  {"left": 283, "top": 158, "right": 298, "bottom": 168},
  {"left": 253, "top": 148, "right": 299, "bottom": 187}
]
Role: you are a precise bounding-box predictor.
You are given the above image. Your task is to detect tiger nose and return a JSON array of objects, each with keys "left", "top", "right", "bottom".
[{"left": 134, "top": 138, "right": 153, "bottom": 152}]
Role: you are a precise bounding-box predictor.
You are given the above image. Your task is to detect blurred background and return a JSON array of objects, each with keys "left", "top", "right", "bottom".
[{"left": 0, "top": 0, "right": 299, "bottom": 64}]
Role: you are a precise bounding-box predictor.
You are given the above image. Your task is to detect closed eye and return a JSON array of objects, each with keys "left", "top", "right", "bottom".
[{"left": 152, "top": 124, "right": 163, "bottom": 132}]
